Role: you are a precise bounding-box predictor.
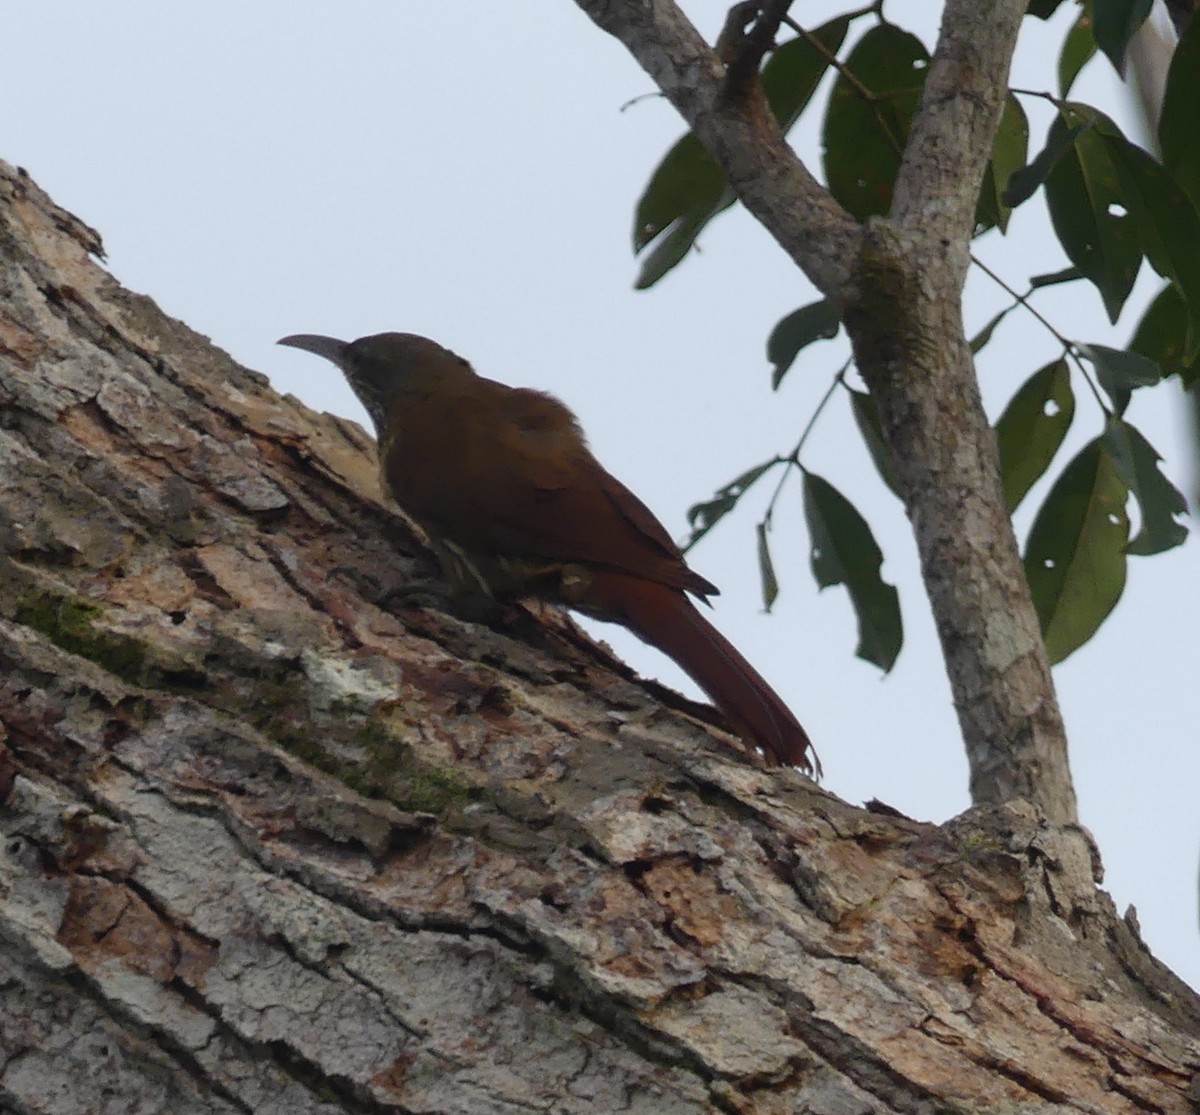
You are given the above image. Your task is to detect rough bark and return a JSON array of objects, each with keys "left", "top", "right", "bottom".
[
  {"left": 2, "top": 163, "right": 1200, "bottom": 1113},
  {"left": 574, "top": 0, "right": 1076, "bottom": 823}
]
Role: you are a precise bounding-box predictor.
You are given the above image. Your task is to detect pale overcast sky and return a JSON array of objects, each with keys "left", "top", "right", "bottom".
[{"left": 5, "top": 3, "right": 1196, "bottom": 989}]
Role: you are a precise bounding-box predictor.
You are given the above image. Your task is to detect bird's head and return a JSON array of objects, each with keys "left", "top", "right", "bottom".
[{"left": 277, "top": 331, "right": 473, "bottom": 434}]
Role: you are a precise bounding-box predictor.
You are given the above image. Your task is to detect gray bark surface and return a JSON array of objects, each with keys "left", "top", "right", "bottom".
[{"left": 2, "top": 162, "right": 1199, "bottom": 1113}]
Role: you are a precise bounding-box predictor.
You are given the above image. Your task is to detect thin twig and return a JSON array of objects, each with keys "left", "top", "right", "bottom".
[
  {"left": 971, "top": 253, "right": 1109, "bottom": 412},
  {"left": 762, "top": 359, "right": 852, "bottom": 523}
]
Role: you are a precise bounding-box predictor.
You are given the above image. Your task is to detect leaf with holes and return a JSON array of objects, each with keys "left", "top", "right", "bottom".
[
  {"left": 768, "top": 300, "right": 841, "bottom": 388},
  {"left": 685, "top": 459, "right": 780, "bottom": 549},
  {"left": 995, "top": 359, "right": 1075, "bottom": 512},
  {"left": 803, "top": 470, "right": 901, "bottom": 671},
  {"left": 1024, "top": 439, "right": 1128, "bottom": 664},
  {"left": 1097, "top": 119, "right": 1200, "bottom": 361},
  {"left": 823, "top": 24, "right": 929, "bottom": 220},
  {"left": 1044, "top": 106, "right": 1142, "bottom": 323},
  {"left": 632, "top": 134, "right": 735, "bottom": 289},
  {"left": 1102, "top": 419, "right": 1187, "bottom": 555}
]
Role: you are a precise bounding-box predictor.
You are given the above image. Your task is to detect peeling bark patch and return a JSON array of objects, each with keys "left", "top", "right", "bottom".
[
  {"left": 641, "top": 859, "right": 739, "bottom": 949},
  {"left": 58, "top": 875, "right": 215, "bottom": 985}
]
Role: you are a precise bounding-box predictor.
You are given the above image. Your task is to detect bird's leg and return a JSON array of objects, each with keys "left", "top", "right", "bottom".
[{"left": 371, "top": 538, "right": 512, "bottom": 623}]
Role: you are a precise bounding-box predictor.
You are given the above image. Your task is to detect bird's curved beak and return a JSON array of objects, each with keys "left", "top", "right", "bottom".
[{"left": 277, "top": 334, "right": 350, "bottom": 367}]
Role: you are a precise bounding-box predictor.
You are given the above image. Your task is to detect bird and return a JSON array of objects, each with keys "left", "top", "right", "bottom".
[{"left": 278, "top": 331, "right": 817, "bottom": 774}]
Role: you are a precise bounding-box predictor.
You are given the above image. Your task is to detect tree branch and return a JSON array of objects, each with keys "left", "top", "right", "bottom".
[
  {"left": 892, "top": 0, "right": 1026, "bottom": 261},
  {"left": 575, "top": 0, "right": 860, "bottom": 300},
  {"left": 719, "top": 0, "right": 792, "bottom": 98},
  {"left": 575, "top": 0, "right": 1077, "bottom": 823},
  {"left": 852, "top": 0, "right": 1075, "bottom": 821}
]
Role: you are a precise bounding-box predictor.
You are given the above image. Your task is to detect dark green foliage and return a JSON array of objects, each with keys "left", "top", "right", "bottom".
[
  {"left": 632, "top": 16, "right": 848, "bottom": 289},
  {"left": 803, "top": 470, "right": 902, "bottom": 671},
  {"left": 1058, "top": 11, "right": 1098, "bottom": 97},
  {"left": 848, "top": 388, "right": 900, "bottom": 498},
  {"left": 685, "top": 459, "right": 781, "bottom": 550},
  {"left": 1131, "top": 285, "right": 1200, "bottom": 387},
  {"left": 1160, "top": 17, "right": 1200, "bottom": 210},
  {"left": 768, "top": 300, "right": 841, "bottom": 388},
  {"left": 977, "top": 95, "right": 1029, "bottom": 233},
  {"left": 822, "top": 24, "right": 928, "bottom": 220},
  {"left": 756, "top": 522, "right": 780, "bottom": 611},
  {"left": 1102, "top": 419, "right": 1188, "bottom": 555},
  {"left": 1091, "top": 0, "right": 1154, "bottom": 75},
  {"left": 1024, "top": 439, "right": 1129, "bottom": 664},
  {"left": 629, "top": 5, "right": 1196, "bottom": 670},
  {"left": 1044, "top": 109, "right": 1142, "bottom": 323},
  {"left": 1076, "top": 342, "right": 1161, "bottom": 416},
  {"left": 995, "top": 360, "right": 1075, "bottom": 512}
]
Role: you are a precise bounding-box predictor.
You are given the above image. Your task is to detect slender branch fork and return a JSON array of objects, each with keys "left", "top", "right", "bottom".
[{"left": 572, "top": 0, "right": 1079, "bottom": 825}]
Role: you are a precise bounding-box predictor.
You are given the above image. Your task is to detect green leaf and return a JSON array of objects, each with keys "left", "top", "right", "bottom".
[
  {"left": 1102, "top": 419, "right": 1188, "bottom": 555},
  {"left": 633, "top": 199, "right": 735, "bottom": 290},
  {"left": 685, "top": 459, "right": 780, "bottom": 548},
  {"left": 1058, "top": 11, "right": 1098, "bottom": 97},
  {"left": 848, "top": 388, "right": 900, "bottom": 498},
  {"left": 1044, "top": 106, "right": 1142, "bottom": 322},
  {"left": 1030, "top": 265, "right": 1084, "bottom": 289},
  {"left": 994, "top": 359, "right": 1075, "bottom": 512},
  {"left": 822, "top": 25, "right": 930, "bottom": 220},
  {"left": 1160, "top": 15, "right": 1200, "bottom": 211},
  {"left": 756, "top": 521, "right": 780, "bottom": 611},
  {"left": 1028, "top": 0, "right": 1072, "bottom": 18},
  {"left": 632, "top": 135, "right": 736, "bottom": 288},
  {"left": 633, "top": 134, "right": 727, "bottom": 253},
  {"left": 768, "top": 300, "right": 841, "bottom": 387},
  {"left": 1024, "top": 439, "right": 1129, "bottom": 664},
  {"left": 976, "top": 94, "right": 1029, "bottom": 233},
  {"left": 1091, "top": 0, "right": 1153, "bottom": 76},
  {"left": 761, "top": 16, "right": 850, "bottom": 133},
  {"left": 802, "top": 470, "right": 902, "bottom": 671},
  {"left": 1003, "top": 121, "right": 1085, "bottom": 208},
  {"left": 630, "top": 15, "right": 848, "bottom": 289},
  {"left": 1130, "top": 284, "right": 1200, "bottom": 387},
  {"left": 969, "top": 307, "right": 1011, "bottom": 355},
  {"left": 1076, "top": 342, "right": 1161, "bottom": 416},
  {"left": 1097, "top": 120, "right": 1200, "bottom": 361}
]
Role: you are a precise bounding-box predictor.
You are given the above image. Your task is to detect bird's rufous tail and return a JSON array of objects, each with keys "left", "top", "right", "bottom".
[{"left": 581, "top": 571, "right": 818, "bottom": 774}]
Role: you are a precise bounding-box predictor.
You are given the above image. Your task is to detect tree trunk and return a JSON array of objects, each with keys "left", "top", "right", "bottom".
[
  {"left": 1, "top": 164, "right": 1198, "bottom": 1113},
  {"left": 574, "top": 0, "right": 1077, "bottom": 825}
]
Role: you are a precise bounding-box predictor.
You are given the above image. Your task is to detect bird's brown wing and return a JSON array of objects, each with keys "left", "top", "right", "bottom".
[{"left": 383, "top": 380, "right": 715, "bottom": 596}]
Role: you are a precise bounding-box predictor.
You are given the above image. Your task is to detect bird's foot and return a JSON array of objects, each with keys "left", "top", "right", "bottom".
[{"left": 330, "top": 567, "right": 507, "bottom": 625}]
